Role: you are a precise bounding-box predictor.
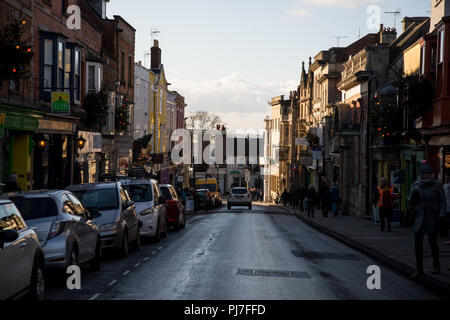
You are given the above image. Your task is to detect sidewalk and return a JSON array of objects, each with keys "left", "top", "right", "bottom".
[{"left": 276, "top": 203, "right": 450, "bottom": 297}]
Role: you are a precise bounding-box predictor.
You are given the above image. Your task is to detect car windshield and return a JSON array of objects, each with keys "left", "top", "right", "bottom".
[
  {"left": 11, "top": 197, "right": 59, "bottom": 220},
  {"left": 198, "top": 184, "right": 217, "bottom": 192},
  {"left": 232, "top": 189, "right": 248, "bottom": 195},
  {"left": 196, "top": 190, "right": 206, "bottom": 195},
  {"left": 71, "top": 188, "right": 119, "bottom": 210},
  {"left": 125, "top": 184, "right": 153, "bottom": 202},
  {"left": 160, "top": 187, "right": 172, "bottom": 200}
]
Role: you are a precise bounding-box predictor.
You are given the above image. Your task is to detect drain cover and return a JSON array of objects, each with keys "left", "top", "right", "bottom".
[
  {"left": 236, "top": 268, "right": 311, "bottom": 279},
  {"left": 292, "top": 250, "right": 359, "bottom": 261}
]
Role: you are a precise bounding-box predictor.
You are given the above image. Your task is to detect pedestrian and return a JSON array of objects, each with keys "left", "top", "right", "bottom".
[
  {"left": 377, "top": 178, "right": 394, "bottom": 232},
  {"left": 300, "top": 185, "right": 307, "bottom": 212},
  {"left": 330, "top": 182, "right": 340, "bottom": 217},
  {"left": 293, "top": 188, "right": 300, "bottom": 209},
  {"left": 318, "top": 180, "right": 331, "bottom": 218},
  {"left": 281, "top": 189, "right": 288, "bottom": 206},
  {"left": 306, "top": 184, "right": 317, "bottom": 218},
  {"left": 408, "top": 162, "right": 447, "bottom": 278}
]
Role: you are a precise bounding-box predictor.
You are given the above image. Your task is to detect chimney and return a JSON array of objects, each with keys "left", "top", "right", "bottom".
[
  {"left": 151, "top": 39, "right": 161, "bottom": 69},
  {"left": 378, "top": 24, "right": 397, "bottom": 44}
]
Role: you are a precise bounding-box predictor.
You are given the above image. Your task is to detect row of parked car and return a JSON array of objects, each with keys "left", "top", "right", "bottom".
[{"left": 0, "top": 178, "right": 186, "bottom": 300}]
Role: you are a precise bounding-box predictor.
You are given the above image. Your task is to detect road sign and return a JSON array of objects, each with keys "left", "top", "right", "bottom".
[
  {"left": 299, "top": 157, "right": 313, "bottom": 165},
  {"left": 51, "top": 92, "right": 70, "bottom": 115}
]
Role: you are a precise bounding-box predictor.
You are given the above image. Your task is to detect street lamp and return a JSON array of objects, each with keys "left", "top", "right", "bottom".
[
  {"left": 76, "top": 136, "right": 87, "bottom": 150},
  {"left": 37, "top": 136, "right": 48, "bottom": 150}
]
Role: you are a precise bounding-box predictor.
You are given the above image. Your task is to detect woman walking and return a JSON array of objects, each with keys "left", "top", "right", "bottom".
[
  {"left": 408, "top": 162, "right": 447, "bottom": 278},
  {"left": 306, "top": 185, "right": 317, "bottom": 218}
]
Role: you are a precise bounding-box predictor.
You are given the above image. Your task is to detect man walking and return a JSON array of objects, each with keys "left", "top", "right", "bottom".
[
  {"left": 330, "top": 182, "right": 340, "bottom": 217},
  {"left": 306, "top": 184, "right": 317, "bottom": 218},
  {"left": 378, "top": 178, "right": 394, "bottom": 232},
  {"left": 319, "top": 180, "right": 331, "bottom": 218},
  {"left": 408, "top": 162, "right": 447, "bottom": 278}
]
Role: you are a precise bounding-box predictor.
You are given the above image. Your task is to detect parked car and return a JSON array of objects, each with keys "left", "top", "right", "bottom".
[
  {"left": 195, "top": 178, "right": 222, "bottom": 207},
  {"left": 160, "top": 184, "right": 186, "bottom": 230},
  {"left": 5, "top": 191, "right": 102, "bottom": 271},
  {"left": 227, "top": 187, "right": 252, "bottom": 210},
  {"left": 0, "top": 200, "right": 45, "bottom": 300},
  {"left": 194, "top": 189, "right": 214, "bottom": 210},
  {"left": 121, "top": 178, "right": 168, "bottom": 242},
  {"left": 66, "top": 182, "right": 141, "bottom": 257}
]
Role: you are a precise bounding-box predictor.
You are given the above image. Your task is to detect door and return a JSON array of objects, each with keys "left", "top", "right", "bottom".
[
  {"left": 67, "top": 193, "right": 97, "bottom": 260},
  {"left": 120, "top": 186, "right": 138, "bottom": 241},
  {"left": 0, "top": 203, "right": 33, "bottom": 299}
]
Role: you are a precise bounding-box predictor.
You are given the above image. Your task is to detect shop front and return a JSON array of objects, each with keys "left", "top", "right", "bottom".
[{"left": 0, "top": 107, "right": 41, "bottom": 192}]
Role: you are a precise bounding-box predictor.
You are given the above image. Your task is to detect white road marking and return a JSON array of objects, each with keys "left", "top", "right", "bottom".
[
  {"left": 134, "top": 263, "right": 141, "bottom": 268},
  {"left": 158, "top": 247, "right": 163, "bottom": 250},
  {"left": 123, "top": 270, "right": 130, "bottom": 276},
  {"left": 152, "top": 251, "right": 157, "bottom": 255},
  {"left": 107, "top": 280, "right": 117, "bottom": 286},
  {"left": 89, "top": 293, "right": 100, "bottom": 300},
  {"left": 143, "top": 257, "right": 149, "bottom": 261}
]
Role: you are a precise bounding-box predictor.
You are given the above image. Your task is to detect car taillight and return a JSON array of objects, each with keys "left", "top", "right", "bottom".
[{"left": 48, "top": 221, "right": 64, "bottom": 240}]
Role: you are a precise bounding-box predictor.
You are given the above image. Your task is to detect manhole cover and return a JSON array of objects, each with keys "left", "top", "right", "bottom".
[
  {"left": 292, "top": 250, "right": 359, "bottom": 260},
  {"left": 236, "top": 268, "right": 311, "bottom": 279}
]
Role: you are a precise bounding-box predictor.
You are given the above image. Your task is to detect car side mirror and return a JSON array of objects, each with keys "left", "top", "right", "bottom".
[
  {"left": 123, "top": 200, "right": 135, "bottom": 210},
  {"left": 0, "top": 229, "right": 19, "bottom": 249},
  {"left": 88, "top": 209, "right": 102, "bottom": 219},
  {"left": 157, "top": 196, "right": 166, "bottom": 205}
]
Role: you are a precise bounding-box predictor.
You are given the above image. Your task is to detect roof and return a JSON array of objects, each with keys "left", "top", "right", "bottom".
[
  {"left": 160, "top": 184, "right": 174, "bottom": 188},
  {"left": 66, "top": 183, "right": 119, "bottom": 191},
  {"left": 0, "top": 200, "right": 12, "bottom": 204},
  {"left": 1, "top": 190, "right": 66, "bottom": 198}
]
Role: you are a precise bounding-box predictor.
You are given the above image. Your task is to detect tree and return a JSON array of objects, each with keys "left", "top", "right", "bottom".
[
  {"left": 0, "top": 6, "right": 33, "bottom": 87},
  {"left": 186, "top": 111, "right": 223, "bottom": 131},
  {"left": 84, "top": 88, "right": 108, "bottom": 130},
  {"left": 116, "top": 95, "right": 131, "bottom": 133}
]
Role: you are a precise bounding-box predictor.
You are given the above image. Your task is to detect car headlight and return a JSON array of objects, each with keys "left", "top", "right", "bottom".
[
  {"left": 100, "top": 223, "right": 118, "bottom": 231},
  {"left": 140, "top": 208, "right": 154, "bottom": 216}
]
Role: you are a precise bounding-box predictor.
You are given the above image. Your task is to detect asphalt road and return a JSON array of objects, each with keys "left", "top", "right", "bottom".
[{"left": 45, "top": 204, "right": 439, "bottom": 300}]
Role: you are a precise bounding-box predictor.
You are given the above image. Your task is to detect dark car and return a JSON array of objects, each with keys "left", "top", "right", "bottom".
[
  {"left": 159, "top": 184, "right": 186, "bottom": 230},
  {"left": 194, "top": 189, "right": 214, "bottom": 211}
]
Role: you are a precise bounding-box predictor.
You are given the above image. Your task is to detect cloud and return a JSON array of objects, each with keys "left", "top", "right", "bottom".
[
  {"left": 288, "top": 8, "right": 312, "bottom": 18},
  {"left": 170, "top": 73, "right": 297, "bottom": 130},
  {"left": 302, "top": 0, "right": 385, "bottom": 8}
]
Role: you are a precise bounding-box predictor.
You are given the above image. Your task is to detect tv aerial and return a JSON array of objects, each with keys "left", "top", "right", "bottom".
[
  {"left": 331, "top": 36, "right": 348, "bottom": 47},
  {"left": 384, "top": 9, "right": 401, "bottom": 29}
]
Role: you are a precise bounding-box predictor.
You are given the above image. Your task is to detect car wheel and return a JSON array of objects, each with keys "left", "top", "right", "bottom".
[
  {"left": 69, "top": 246, "right": 79, "bottom": 267},
  {"left": 181, "top": 213, "right": 186, "bottom": 229},
  {"left": 249, "top": 204, "right": 252, "bottom": 210},
  {"left": 90, "top": 238, "right": 101, "bottom": 271},
  {"left": 227, "top": 204, "right": 231, "bottom": 210},
  {"left": 153, "top": 221, "right": 160, "bottom": 243},
  {"left": 29, "top": 254, "right": 45, "bottom": 301},
  {"left": 174, "top": 214, "right": 181, "bottom": 231},
  {"left": 133, "top": 232, "right": 141, "bottom": 251},
  {"left": 120, "top": 232, "right": 129, "bottom": 258},
  {"left": 161, "top": 220, "right": 168, "bottom": 238}
]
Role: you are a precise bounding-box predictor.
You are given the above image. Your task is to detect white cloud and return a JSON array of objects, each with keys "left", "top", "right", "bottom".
[
  {"left": 302, "top": 0, "right": 385, "bottom": 8},
  {"left": 288, "top": 8, "right": 312, "bottom": 18},
  {"left": 170, "top": 73, "right": 296, "bottom": 130}
]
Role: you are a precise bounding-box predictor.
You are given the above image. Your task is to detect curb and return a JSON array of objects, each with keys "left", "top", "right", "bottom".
[{"left": 279, "top": 205, "right": 450, "bottom": 298}]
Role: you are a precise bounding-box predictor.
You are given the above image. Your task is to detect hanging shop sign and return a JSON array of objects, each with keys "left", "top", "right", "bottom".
[
  {"left": 51, "top": 92, "right": 70, "bottom": 115},
  {"left": 299, "top": 157, "right": 313, "bottom": 166}
]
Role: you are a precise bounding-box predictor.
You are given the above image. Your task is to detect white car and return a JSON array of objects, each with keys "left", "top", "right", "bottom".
[
  {"left": 121, "top": 179, "right": 168, "bottom": 243},
  {"left": 0, "top": 200, "right": 45, "bottom": 300},
  {"left": 227, "top": 187, "right": 252, "bottom": 210}
]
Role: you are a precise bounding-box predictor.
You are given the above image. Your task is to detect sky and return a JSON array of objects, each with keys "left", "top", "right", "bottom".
[{"left": 106, "top": 0, "right": 431, "bottom": 130}]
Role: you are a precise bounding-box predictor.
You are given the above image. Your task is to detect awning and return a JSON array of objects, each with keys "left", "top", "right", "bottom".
[{"left": 428, "top": 135, "right": 450, "bottom": 146}]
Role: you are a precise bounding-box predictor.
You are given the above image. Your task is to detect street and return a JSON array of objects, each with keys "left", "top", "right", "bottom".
[{"left": 45, "top": 204, "right": 438, "bottom": 300}]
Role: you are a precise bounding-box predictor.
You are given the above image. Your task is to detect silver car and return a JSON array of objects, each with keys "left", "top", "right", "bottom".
[
  {"left": 7, "top": 191, "right": 102, "bottom": 270},
  {"left": 67, "top": 182, "right": 141, "bottom": 257},
  {"left": 0, "top": 200, "right": 45, "bottom": 300},
  {"left": 227, "top": 187, "right": 252, "bottom": 210},
  {"left": 121, "top": 178, "right": 168, "bottom": 242}
]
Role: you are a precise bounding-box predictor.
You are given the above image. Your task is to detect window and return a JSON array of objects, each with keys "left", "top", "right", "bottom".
[
  {"left": 67, "top": 194, "right": 87, "bottom": 218},
  {"left": 86, "top": 62, "right": 103, "bottom": 94},
  {"left": 44, "top": 39, "right": 53, "bottom": 92},
  {"left": 57, "top": 41, "right": 64, "bottom": 90},
  {"left": 120, "top": 51, "right": 125, "bottom": 82},
  {"left": 88, "top": 65, "right": 95, "bottom": 93},
  {"left": 439, "top": 28, "right": 445, "bottom": 64},
  {"left": 64, "top": 48, "right": 71, "bottom": 92},
  {"left": 128, "top": 56, "right": 132, "bottom": 86},
  {"left": 0, "top": 203, "right": 26, "bottom": 231},
  {"left": 74, "top": 49, "right": 81, "bottom": 101},
  {"left": 11, "top": 197, "right": 58, "bottom": 220},
  {"left": 420, "top": 45, "right": 426, "bottom": 75}
]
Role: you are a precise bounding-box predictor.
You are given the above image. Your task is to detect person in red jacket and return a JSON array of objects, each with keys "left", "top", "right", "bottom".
[{"left": 377, "top": 178, "right": 393, "bottom": 232}]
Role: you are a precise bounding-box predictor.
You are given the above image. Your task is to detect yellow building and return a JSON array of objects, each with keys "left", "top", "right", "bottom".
[{"left": 149, "top": 40, "right": 168, "bottom": 154}]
